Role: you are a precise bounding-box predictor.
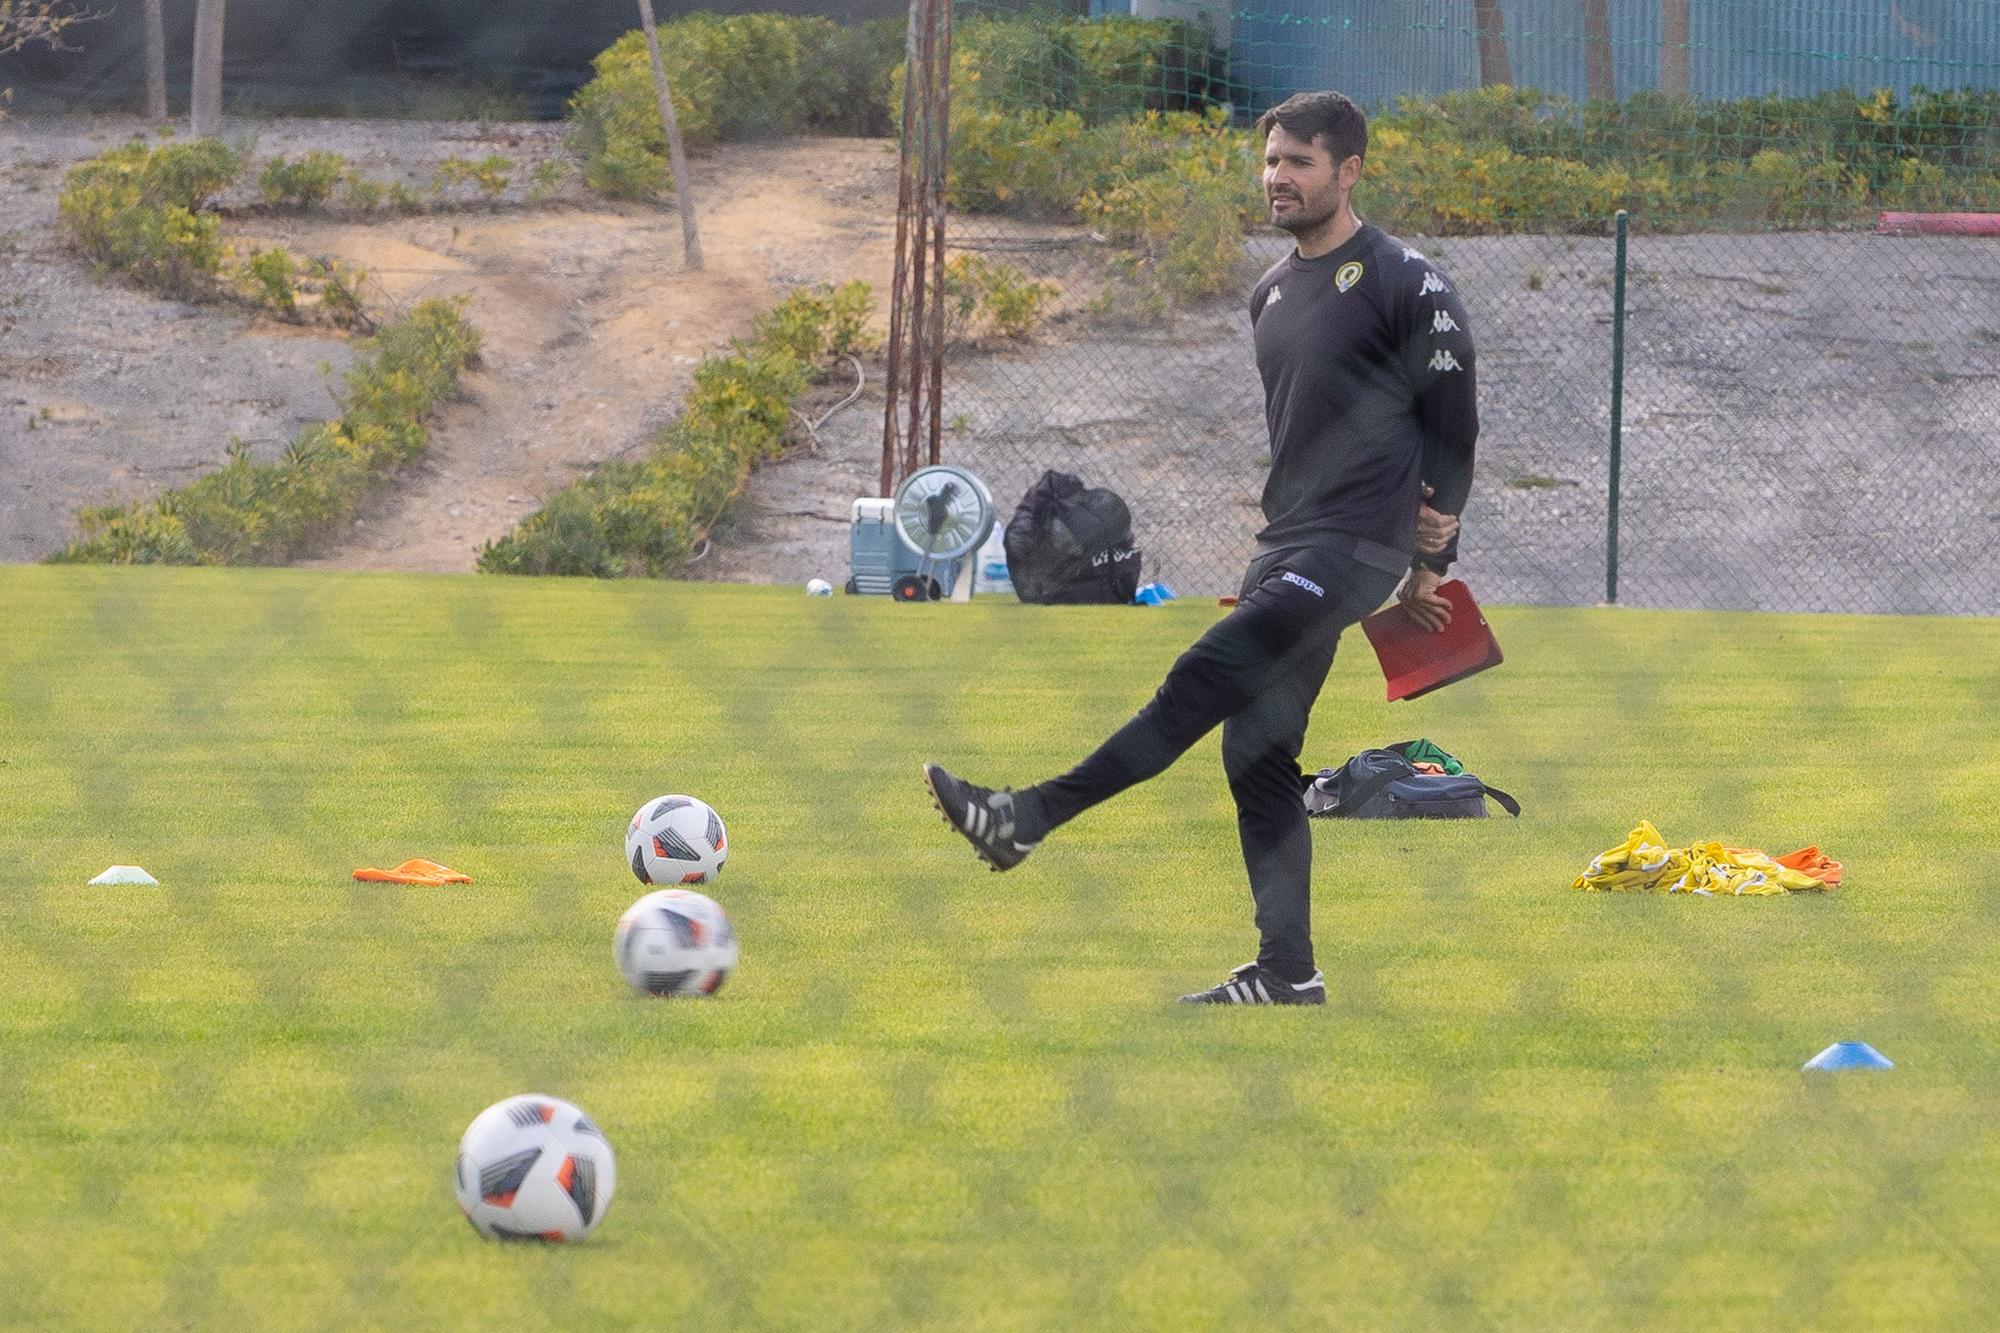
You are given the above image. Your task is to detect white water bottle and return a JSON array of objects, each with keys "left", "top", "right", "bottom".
[{"left": 975, "top": 524, "right": 1013, "bottom": 598}]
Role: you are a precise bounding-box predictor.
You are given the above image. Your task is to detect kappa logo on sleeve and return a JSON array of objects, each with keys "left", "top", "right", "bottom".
[
  {"left": 1402, "top": 246, "right": 1426, "bottom": 263},
  {"left": 1265, "top": 285, "right": 1283, "bottom": 305},
  {"left": 1429, "top": 349, "right": 1464, "bottom": 372},
  {"left": 1280, "top": 571, "right": 1326, "bottom": 597},
  {"left": 1431, "top": 309, "right": 1461, "bottom": 333},
  {"left": 1419, "top": 271, "right": 1450, "bottom": 296}
]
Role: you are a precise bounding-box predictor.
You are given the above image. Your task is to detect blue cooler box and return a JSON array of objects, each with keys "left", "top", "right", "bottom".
[{"left": 846, "top": 497, "right": 963, "bottom": 596}]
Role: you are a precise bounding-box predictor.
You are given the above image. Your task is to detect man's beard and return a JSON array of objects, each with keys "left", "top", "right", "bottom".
[{"left": 1269, "top": 195, "right": 1339, "bottom": 234}]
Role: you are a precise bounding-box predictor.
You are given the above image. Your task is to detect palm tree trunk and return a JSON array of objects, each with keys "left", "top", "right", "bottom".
[
  {"left": 143, "top": 0, "right": 166, "bottom": 119},
  {"left": 1659, "top": 0, "right": 1691, "bottom": 97},
  {"left": 1473, "top": 0, "right": 1512, "bottom": 87},
  {"left": 190, "top": 0, "right": 225, "bottom": 136},
  {"left": 1582, "top": 0, "right": 1616, "bottom": 102}
]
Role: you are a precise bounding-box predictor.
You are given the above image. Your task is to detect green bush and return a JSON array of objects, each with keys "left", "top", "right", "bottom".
[
  {"left": 259, "top": 151, "right": 347, "bottom": 209},
  {"left": 947, "top": 108, "right": 1089, "bottom": 216},
  {"left": 58, "top": 139, "right": 243, "bottom": 295},
  {"left": 242, "top": 246, "right": 299, "bottom": 315},
  {"left": 432, "top": 154, "right": 512, "bottom": 201},
  {"left": 797, "top": 18, "right": 906, "bottom": 137},
  {"left": 1371, "top": 83, "right": 2000, "bottom": 210},
  {"left": 480, "top": 282, "right": 872, "bottom": 578},
  {"left": 945, "top": 83, "right": 1997, "bottom": 263},
  {"left": 315, "top": 259, "right": 369, "bottom": 329},
  {"left": 948, "top": 106, "right": 1260, "bottom": 304},
  {"left": 341, "top": 169, "right": 421, "bottom": 213},
  {"left": 49, "top": 299, "right": 481, "bottom": 566},
  {"left": 944, "top": 255, "right": 1061, "bottom": 340},
  {"left": 570, "top": 15, "right": 880, "bottom": 198},
  {"left": 918, "top": 13, "right": 1226, "bottom": 126},
  {"left": 527, "top": 159, "right": 573, "bottom": 205}
]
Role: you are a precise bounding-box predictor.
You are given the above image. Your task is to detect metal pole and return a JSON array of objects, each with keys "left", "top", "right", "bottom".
[
  {"left": 1607, "top": 208, "right": 1628, "bottom": 605},
  {"left": 638, "top": 0, "right": 703, "bottom": 270}
]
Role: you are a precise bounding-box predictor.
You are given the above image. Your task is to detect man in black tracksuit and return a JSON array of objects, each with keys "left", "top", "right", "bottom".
[{"left": 924, "top": 91, "right": 1478, "bottom": 1005}]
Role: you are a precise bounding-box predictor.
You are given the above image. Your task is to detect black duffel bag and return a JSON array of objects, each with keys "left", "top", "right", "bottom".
[{"left": 1003, "top": 469, "right": 1143, "bottom": 605}]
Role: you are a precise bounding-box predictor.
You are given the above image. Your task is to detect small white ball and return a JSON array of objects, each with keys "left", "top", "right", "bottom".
[{"left": 805, "top": 578, "right": 834, "bottom": 597}]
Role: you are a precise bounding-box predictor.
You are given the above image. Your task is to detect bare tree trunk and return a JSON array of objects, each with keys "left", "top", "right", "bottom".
[
  {"left": 1582, "top": 0, "right": 1616, "bottom": 102},
  {"left": 1473, "top": 0, "right": 1511, "bottom": 87},
  {"left": 638, "top": 0, "right": 701, "bottom": 271},
  {"left": 190, "top": 0, "right": 225, "bottom": 136},
  {"left": 1659, "top": 0, "right": 1691, "bottom": 98},
  {"left": 923, "top": 0, "right": 951, "bottom": 470},
  {"left": 879, "top": 0, "right": 923, "bottom": 497},
  {"left": 143, "top": 0, "right": 166, "bottom": 119}
]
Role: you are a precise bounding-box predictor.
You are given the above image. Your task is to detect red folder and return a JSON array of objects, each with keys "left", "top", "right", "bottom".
[{"left": 1360, "top": 579, "right": 1502, "bottom": 701}]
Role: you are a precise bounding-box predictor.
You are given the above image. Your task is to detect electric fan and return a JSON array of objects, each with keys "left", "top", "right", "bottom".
[{"left": 890, "top": 465, "right": 996, "bottom": 602}]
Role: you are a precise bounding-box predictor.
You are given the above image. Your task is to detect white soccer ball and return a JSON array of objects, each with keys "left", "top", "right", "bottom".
[
  {"left": 454, "top": 1094, "right": 616, "bottom": 1244},
  {"left": 615, "top": 888, "right": 740, "bottom": 997},
  {"left": 805, "top": 578, "right": 834, "bottom": 597},
  {"left": 625, "top": 793, "right": 727, "bottom": 885}
]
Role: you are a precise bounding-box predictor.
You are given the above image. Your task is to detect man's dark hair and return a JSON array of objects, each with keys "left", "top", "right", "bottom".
[{"left": 1255, "top": 91, "right": 1367, "bottom": 164}]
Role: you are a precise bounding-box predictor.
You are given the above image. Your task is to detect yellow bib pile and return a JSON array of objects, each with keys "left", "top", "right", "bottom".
[{"left": 1573, "top": 821, "right": 1839, "bottom": 895}]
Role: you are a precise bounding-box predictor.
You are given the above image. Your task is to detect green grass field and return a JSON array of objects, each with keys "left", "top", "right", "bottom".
[{"left": 2, "top": 566, "right": 1997, "bottom": 1330}]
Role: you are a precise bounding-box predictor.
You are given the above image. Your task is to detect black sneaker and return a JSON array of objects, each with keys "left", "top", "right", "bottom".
[
  {"left": 1179, "top": 962, "right": 1326, "bottom": 1006},
  {"left": 922, "top": 763, "right": 1039, "bottom": 872}
]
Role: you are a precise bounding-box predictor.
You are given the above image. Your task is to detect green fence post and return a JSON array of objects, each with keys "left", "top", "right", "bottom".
[{"left": 1607, "top": 209, "right": 1628, "bottom": 605}]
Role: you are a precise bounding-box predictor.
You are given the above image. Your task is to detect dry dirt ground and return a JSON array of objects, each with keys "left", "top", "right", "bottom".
[{"left": 0, "top": 117, "right": 900, "bottom": 570}]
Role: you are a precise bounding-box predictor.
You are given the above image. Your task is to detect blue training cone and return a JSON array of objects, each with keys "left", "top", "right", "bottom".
[{"left": 1803, "top": 1041, "right": 1894, "bottom": 1072}]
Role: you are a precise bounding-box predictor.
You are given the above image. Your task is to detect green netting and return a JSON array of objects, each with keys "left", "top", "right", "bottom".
[{"left": 928, "top": 2, "right": 2000, "bottom": 612}]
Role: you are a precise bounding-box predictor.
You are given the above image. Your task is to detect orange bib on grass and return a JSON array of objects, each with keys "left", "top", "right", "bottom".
[{"left": 353, "top": 859, "right": 472, "bottom": 886}]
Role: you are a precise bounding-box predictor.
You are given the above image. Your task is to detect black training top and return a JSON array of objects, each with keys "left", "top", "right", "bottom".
[{"left": 1248, "top": 222, "right": 1478, "bottom": 571}]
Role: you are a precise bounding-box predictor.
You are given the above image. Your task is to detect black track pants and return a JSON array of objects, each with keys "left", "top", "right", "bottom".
[{"left": 1025, "top": 542, "right": 1401, "bottom": 980}]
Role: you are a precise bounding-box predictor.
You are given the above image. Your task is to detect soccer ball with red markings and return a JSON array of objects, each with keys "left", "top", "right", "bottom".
[
  {"left": 454, "top": 1094, "right": 616, "bottom": 1243},
  {"left": 625, "top": 794, "right": 728, "bottom": 885},
  {"left": 614, "top": 888, "right": 739, "bottom": 997}
]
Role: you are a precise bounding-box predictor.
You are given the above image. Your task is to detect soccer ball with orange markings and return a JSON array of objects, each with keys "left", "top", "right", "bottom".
[
  {"left": 625, "top": 794, "right": 728, "bottom": 885},
  {"left": 614, "top": 888, "right": 739, "bottom": 997},
  {"left": 454, "top": 1094, "right": 616, "bottom": 1243}
]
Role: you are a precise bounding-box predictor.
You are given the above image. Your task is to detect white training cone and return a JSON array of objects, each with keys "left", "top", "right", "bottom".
[
  {"left": 1802, "top": 1041, "right": 1893, "bottom": 1072},
  {"left": 89, "top": 865, "right": 159, "bottom": 885}
]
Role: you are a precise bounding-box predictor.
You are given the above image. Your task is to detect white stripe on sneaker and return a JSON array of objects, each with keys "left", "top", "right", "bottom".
[{"left": 1254, "top": 978, "right": 1272, "bottom": 1003}]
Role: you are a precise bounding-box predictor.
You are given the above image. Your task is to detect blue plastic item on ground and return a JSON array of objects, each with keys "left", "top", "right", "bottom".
[
  {"left": 1802, "top": 1041, "right": 1894, "bottom": 1071},
  {"left": 1134, "top": 582, "right": 1178, "bottom": 606}
]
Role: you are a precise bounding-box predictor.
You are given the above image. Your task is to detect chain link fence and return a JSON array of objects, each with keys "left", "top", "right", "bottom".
[{"left": 929, "top": 1, "right": 2000, "bottom": 613}]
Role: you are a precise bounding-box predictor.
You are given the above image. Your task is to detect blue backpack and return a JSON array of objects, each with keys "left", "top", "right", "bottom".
[{"left": 1305, "top": 746, "right": 1521, "bottom": 820}]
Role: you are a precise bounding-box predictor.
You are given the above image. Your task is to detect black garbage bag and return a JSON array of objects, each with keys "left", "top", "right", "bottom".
[{"left": 1003, "top": 469, "right": 1143, "bottom": 605}]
